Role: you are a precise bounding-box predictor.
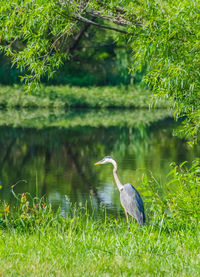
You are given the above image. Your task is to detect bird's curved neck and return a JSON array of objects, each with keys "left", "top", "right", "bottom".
[{"left": 111, "top": 160, "right": 123, "bottom": 191}]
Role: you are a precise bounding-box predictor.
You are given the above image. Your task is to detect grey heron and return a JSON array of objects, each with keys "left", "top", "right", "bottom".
[{"left": 95, "top": 156, "right": 145, "bottom": 225}]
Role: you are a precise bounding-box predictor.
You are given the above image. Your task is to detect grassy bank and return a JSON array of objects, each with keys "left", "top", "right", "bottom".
[
  {"left": 0, "top": 199, "right": 200, "bottom": 276},
  {"left": 1, "top": 157, "right": 200, "bottom": 277},
  {"left": 0, "top": 85, "right": 170, "bottom": 109}
]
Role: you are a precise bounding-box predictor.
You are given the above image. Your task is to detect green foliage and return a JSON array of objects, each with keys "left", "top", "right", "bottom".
[
  {"left": 166, "top": 159, "right": 200, "bottom": 221},
  {"left": 0, "top": 0, "right": 71, "bottom": 89},
  {"left": 142, "top": 159, "right": 200, "bottom": 225},
  {"left": 1, "top": 157, "right": 200, "bottom": 276},
  {"left": 0, "top": 36, "right": 136, "bottom": 86},
  {"left": 1, "top": 185, "right": 200, "bottom": 275},
  {"left": 4, "top": 191, "right": 52, "bottom": 232},
  {"left": 126, "top": 0, "right": 200, "bottom": 140},
  {"left": 1, "top": 0, "right": 199, "bottom": 139},
  {"left": 0, "top": 0, "right": 135, "bottom": 87},
  {"left": 0, "top": 54, "right": 21, "bottom": 84},
  {"left": 0, "top": 85, "right": 170, "bottom": 109}
]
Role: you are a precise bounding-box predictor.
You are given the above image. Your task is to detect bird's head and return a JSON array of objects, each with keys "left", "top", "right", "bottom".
[{"left": 94, "top": 156, "right": 114, "bottom": 166}]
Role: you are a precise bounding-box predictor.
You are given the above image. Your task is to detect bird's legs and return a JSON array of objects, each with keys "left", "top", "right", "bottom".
[
  {"left": 124, "top": 209, "right": 129, "bottom": 223},
  {"left": 124, "top": 209, "right": 130, "bottom": 230}
]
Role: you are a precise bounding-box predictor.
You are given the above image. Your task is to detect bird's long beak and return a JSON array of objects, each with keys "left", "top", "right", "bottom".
[{"left": 94, "top": 160, "right": 103, "bottom": 165}]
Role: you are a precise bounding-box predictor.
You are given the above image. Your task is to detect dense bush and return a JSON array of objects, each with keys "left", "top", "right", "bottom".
[{"left": 142, "top": 159, "right": 200, "bottom": 226}]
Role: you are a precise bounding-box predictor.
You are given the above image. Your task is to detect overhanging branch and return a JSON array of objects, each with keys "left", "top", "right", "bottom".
[
  {"left": 86, "top": 10, "right": 131, "bottom": 27},
  {"left": 57, "top": 2, "right": 136, "bottom": 34},
  {"left": 72, "top": 14, "right": 131, "bottom": 34}
]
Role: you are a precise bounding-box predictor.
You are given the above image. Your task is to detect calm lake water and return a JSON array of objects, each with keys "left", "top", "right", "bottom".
[{"left": 0, "top": 108, "right": 199, "bottom": 215}]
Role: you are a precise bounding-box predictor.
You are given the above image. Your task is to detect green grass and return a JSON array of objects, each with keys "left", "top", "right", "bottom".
[
  {"left": 0, "top": 85, "right": 170, "bottom": 109},
  {"left": 1, "top": 159, "right": 200, "bottom": 276},
  {"left": 0, "top": 85, "right": 172, "bottom": 129},
  {"left": 0, "top": 196, "right": 200, "bottom": 276},
  {"left": 1, "top": 222, "right": 200, "bottom": 276}
]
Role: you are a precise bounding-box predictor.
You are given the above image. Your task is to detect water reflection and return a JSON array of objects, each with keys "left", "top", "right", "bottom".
[{"left": 0, "top": 109, "right": 199, "bottom": 215}]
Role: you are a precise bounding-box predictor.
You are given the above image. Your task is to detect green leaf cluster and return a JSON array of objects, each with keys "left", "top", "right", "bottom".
[
  {"left": 126, "top": 0, "right": 200, "bottom": 140},
  {"left": 142, "top": 159, "right": 200, "bottom": 224},
  {"left": 0, "top": 0, "right": 74, "bottom": 89},
  {"left": 166, "top": 159, "right": 200, "bottom": 221}
]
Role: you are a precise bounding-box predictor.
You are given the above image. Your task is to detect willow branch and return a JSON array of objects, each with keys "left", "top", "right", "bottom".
[
  {"left": 86, "top": 10, "right": 131, "bottom": 26},
  {"left": 72, "top": 14, "right": 131, "bottom": 34}
]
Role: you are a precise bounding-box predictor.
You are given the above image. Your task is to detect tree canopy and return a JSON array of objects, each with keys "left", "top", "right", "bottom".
[{"left": 0, "top": 0, "right": 200, "bottom": 140}]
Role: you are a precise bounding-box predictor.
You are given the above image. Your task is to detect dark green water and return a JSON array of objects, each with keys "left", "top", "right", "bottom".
[{"left": 0, "top": 109, "right": 199, "bottom": 214}]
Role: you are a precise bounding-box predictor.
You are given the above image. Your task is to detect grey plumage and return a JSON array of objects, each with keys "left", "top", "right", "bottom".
[
  {"left": 120, "top": 183, "right": 145, "bottom": 225},
  {"left": 95, "top": 156, "right": 145, "bottom": 225}
]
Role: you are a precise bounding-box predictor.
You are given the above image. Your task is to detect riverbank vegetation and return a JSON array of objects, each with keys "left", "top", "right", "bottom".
[
  {"left": 1, "top": 0, "right": 199, "bottom": 139},
  {"left": 0, "top": 84, "right": 172, "bottom": 129},
  {"left": 1, "top": 208, "right": 200, "bottom": 276},
  {"left": 1, "top": 159, "right": 200, "bottom": 276},
  {"left": 0, "top": 0, "right": 200, "bottom": 275},
  {"left": 0, "top": 85, "right": 170, "bottom": 110}
]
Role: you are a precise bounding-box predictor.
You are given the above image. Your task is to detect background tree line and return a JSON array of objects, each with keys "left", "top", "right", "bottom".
[
  {"left": 0, "top": 0, "right": 199, "bottom": 140},
  {"left": 0, "top": 30, "right": 143, "bottom": 86},
  {"left": 0, "top": 6, "right": 143, "bottom": 86}
]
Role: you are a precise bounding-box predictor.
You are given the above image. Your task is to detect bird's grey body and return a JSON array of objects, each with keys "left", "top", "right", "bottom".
[
  {"left": 95, "top": 156, "right": 145, "bottom": 225},
  {"left": 120, "top": 183, "right": 145, "bottom": 225}
]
